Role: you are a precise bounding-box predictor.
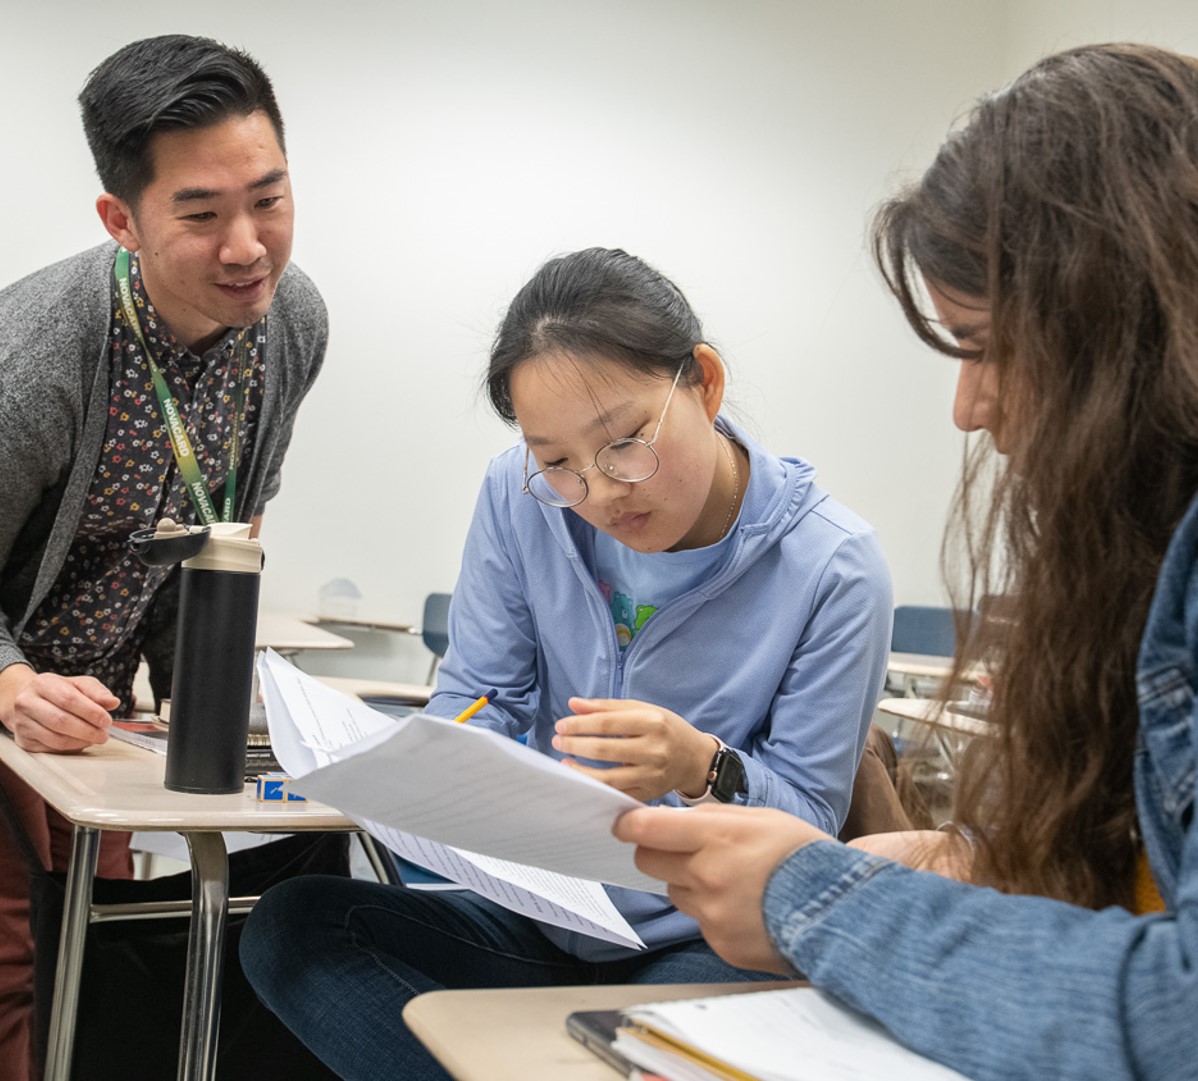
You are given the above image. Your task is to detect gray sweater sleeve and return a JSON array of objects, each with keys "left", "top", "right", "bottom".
[{"left": 0, "top": 246, "right": 110, "bottom": 674}]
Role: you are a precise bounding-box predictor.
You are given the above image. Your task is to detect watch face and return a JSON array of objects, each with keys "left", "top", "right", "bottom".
[{"left": 711, "top": 748, "right": 746, "bottom": 803}]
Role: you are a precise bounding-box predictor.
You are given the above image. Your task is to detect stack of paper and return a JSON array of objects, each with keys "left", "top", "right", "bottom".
[
  {"left": 614, "top": 987, "right": 969, "bottom": 1081},
  {"left": 109, "top": 719, "right": 170, "bottom": 753},
  {"left": 257, "top": 650, "right": 667, "bottom": 948}
]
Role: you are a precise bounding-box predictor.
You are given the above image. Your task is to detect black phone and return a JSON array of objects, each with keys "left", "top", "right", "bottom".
[{"left": 566, "top": 1009, "right": 636, "bottom": 1076}]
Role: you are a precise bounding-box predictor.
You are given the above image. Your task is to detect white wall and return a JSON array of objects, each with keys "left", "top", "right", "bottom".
[
  {"left": 1004, "top": 0, "right": 1198, "bottom": 70},
  {"left": 0, "top": 1, "right": 1043, "bottom": 682}
]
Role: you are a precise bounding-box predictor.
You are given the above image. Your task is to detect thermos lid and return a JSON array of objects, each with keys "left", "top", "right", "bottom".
[
  {"left": 183, "top": 521, "right": 264, "bottom": 574},
  {"left": 129, "top": 519, "right": 264, "bottom": 574}
]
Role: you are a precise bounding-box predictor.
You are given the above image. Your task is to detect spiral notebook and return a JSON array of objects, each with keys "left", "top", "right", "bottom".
[{"left": 570, "top": 986, "right": 969, "bottom": 1081}]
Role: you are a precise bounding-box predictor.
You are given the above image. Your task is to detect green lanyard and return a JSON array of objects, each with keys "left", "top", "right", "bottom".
[{"left": 114, "top": 247, "right": 256, "bottom": 524}]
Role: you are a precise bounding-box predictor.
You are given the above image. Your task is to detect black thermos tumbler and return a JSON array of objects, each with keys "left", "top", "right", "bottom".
[
  {"left": 166, "top": 563, "right": 260, "bottom": 792},
  {"left": 129, "top": 520, "right": 264, "bottom": 794}
]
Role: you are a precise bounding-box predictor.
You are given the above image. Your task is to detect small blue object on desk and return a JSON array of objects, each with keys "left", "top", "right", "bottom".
[{"left": 255, "top": 772, "right": 307, "bottom": 802}]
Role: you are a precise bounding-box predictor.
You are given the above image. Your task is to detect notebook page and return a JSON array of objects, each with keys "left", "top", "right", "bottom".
[{"left": 619, "top": 986, "right": 969, "bottom": 1081}]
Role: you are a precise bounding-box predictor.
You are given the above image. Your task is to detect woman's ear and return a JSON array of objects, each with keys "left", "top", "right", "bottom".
[{"left": 692, "top": 343, "right": 726, "bottom": 422}]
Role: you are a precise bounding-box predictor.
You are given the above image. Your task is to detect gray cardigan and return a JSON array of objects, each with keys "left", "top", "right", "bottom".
[{"left": 0, "top": 241, "right": 328, "bottom": 674}]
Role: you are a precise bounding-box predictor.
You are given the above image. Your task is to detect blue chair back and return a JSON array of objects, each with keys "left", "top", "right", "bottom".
[
  {"left": 891, "top": 605, "right": 956, "bottom": 658},
  {"left": 422, "top": 593, "right": 451, "bottom": 659}
]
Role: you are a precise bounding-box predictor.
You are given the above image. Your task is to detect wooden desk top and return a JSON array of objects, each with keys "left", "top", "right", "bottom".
[
  {"left": 0, "top": 671, "right": 437, "bottom": 833},
  {"left": 887, "top": 652, "right": 989, "bottom": 684},
  {"left": 317, "top": 675, "right": 432, "bottom": 703},
  {"left": 404, "top": 981, "right": 801, "bottom": 1081},
  {"left": 304, "top": 613, "right": 419, "bottom": 635},
  {"left": 0, "top": 733, "right": 354, "bottom": 833},
  {"left": 255, "top": 612, "right": 354, "bottom": 652},
  {"left": 888, "top": 652, "right": 953, "bottom": 679},
  {"left": 875, "top": 697, "right": 992, "bottom": 738}
]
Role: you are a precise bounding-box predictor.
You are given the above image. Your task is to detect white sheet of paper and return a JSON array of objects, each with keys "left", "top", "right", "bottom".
[
  {"left": 256, "top": 652, "right": 396, "bottom": 772},
  {"left": 365, "top": 823, "right": 643, "bottom": 949},
  {"left": 617, "top": 986, "right": 969, "bottom": 1081},
  {"left": 259, "top": 650, "right": 663, "bottom": 894},
  {"left": 257, "top": 651, "right": 656, "bottom": 946}
]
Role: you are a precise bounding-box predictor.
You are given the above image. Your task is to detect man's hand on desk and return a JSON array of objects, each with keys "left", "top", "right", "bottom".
[{"left": 0, "top": 664, "right": 118, "bottom": 752}]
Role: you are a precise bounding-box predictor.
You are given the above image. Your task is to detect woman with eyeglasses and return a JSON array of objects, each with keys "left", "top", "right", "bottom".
[{"left": 241, "top": 246, "right": 892, "bottom": 1080}]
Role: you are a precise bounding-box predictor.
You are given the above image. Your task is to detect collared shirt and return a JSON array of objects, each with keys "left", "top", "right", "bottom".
[{"left": 18, "top": 253, "right": 265, "bottom": 711}]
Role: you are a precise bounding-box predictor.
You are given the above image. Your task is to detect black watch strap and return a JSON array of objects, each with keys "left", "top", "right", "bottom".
[{"left": 707, "top": 745, "right": 747, "bottom": 803}]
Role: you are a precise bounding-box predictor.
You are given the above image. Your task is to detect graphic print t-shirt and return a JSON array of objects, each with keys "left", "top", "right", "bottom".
[{"left": 593, "top": 526, "right": 736, "bottom": 649}]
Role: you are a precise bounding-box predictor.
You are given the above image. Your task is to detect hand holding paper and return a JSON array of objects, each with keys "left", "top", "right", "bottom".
[{"left": 256, "top": 651, "right": 666, "bottom": 948}]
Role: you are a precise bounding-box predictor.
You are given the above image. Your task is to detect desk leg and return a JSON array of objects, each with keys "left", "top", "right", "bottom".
[
  {"left": 178, "top": 832, "right": 229, "bottom": 1081},
  {"left": 44, "top": 824, "right": 100, "bottom": 1081},
  {"left": 357, "top": 831, "right": 403, "bottom": 885}
]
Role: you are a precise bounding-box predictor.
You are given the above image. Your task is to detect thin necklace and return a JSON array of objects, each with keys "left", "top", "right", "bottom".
[{"left": 717, "top": 433, "right": 740, "bottom": 541}]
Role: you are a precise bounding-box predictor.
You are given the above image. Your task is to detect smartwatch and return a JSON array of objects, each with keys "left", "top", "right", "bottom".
[{"left": 707, "top": 744, "right": 747, "bottom": 803}]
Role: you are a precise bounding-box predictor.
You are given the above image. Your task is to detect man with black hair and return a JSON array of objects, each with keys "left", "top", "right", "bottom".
[{"left": 0, "top": 35, "right": 327, "bottom": 1078}]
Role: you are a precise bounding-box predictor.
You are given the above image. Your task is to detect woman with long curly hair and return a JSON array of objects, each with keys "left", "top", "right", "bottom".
[{"left": 618, "top": 42, "right": 1198, "bottom": 1080}]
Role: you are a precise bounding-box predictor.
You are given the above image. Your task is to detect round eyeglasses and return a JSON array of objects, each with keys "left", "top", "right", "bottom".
[{"left": 521, "top": 362, "right": 686, "bottom": 508}]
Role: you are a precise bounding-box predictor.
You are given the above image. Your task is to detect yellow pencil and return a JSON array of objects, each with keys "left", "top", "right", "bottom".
[{"left": 453, "top": 688, "right": 497, "bottom": 724}]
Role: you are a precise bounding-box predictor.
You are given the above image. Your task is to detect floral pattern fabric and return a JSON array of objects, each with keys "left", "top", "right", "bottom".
[{"left": 18, "top": 253, "right": 265, "bottom": 712}]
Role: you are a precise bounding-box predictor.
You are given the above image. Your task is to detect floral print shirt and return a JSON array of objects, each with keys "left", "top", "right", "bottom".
[{"left": 18, "top": 253, "right": 266, "bottom": 712}]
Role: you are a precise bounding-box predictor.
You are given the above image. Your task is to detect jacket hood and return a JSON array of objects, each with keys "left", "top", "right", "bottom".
[{"left": 497, "top": 415, "right": 824, "bottom": 593}]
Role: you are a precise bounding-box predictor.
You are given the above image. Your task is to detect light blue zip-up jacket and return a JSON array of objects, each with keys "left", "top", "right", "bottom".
[
  {"left": 426, "top": 419, "right": 893, "bottom": 960},
  {"left": 762, "top": 490, "right": 1198, "bottom": 1080}
]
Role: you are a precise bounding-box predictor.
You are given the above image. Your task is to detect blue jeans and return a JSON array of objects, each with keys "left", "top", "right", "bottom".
[{"left": 241, "top": 875, "right": 774, "bottom": 1081}]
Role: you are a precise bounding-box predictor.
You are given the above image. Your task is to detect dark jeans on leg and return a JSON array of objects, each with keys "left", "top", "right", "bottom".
[{"left": 240, "top": 875, "right": 774, "bottom": 1081}]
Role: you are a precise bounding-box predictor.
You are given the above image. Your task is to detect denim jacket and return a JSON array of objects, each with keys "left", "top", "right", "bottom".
[{"left": 762, "top": 491, "right": 1198, "bottom": 1081}]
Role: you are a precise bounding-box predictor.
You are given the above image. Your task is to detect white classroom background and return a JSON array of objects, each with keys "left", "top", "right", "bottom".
[{"left": 3, "top": 0, "right": 1196, "bottom": 684}]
